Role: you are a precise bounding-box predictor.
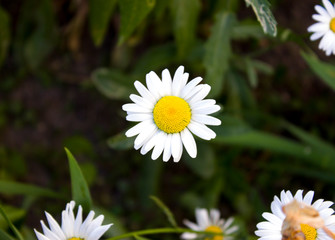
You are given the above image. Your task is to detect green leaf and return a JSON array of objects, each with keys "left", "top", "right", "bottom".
[
  {"left": 134, "top": 235, "right": 152, "bottom": 240},
  {"left": 65, "top": 148, "right": 92, "bottom": 210},
  {"left": 118, "top": 0, "right": 155, "bottom": 44},
  {"left": 92, "top": 68, "right": 134, "bottom": 100},
  {"left": 89, "top": 0, "right": 117, "bottom": 46},
  {"left": 0, "top": 206, "right": 25, "bottom": 229},
  {"left": 204, "top": 12, "right": 236, "bottom": 98},
  {"left": 170, "top": 0, "right": 200, "bottom": 58},
  {"left": 133, "top": 43, "right": 177, "bottom": 75},
  {"left": 244, "top": 0, "right": 277, "bottom": 36},
  {"left": 183, "top": 142, "right": 215, "bottom": 179},
  {"left": 0, "top": 180, "right": 61, "bottom": 198},
  {"left": 283, "top": 122, "right": 335, "bottom": 156},
  {"left": 0, "top": 6, "right": 10, "bottom": 69},
  {"left": 301, "top": 51, "right": 335, "bottom": 91},
  {"left": 0, "top": 205, "right": 24, "bottom": 240},
  {"left": 245, "top": 58, "right": 258, "bottom": 87},
  {"left": 0, "top": 229, "right": 14, "bottom": 240},
  {"left": 107, "top": 132, "right": 134, "bottom": 150},
  {"left": 231, "top": 21, "right": 264, "bottom": 39},
  {"left": 150, "top": 196, "right": 177, "bottom": 227}
]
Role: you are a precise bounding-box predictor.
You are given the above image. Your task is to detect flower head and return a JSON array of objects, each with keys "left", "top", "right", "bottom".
[
  {"left": 34, "top": 201, "right": 112, "bottom": 240},
  {"left": 308, "top": 0, "right": 335, "bottom": 55},
  {"left": 181, "top": 208, "right": 238, "bottom": 240},
  {"left": 255, "top": 190, "right": 335, "bottom": 240},
  {"left": 122, "top": 66, "right": 221, "bottom": 162}
]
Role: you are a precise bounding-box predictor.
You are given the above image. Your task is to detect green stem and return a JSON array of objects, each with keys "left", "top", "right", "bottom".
[{"left": 106, "top": 227, "right": 222, "bottom": 240}]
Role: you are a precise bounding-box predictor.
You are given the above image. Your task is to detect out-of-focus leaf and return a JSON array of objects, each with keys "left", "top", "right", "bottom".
[
  {"left": 150, "top": 196, "right": 177, "bottom": 227},
  {"left": 170, "top": 0, "right": 200, "bottom": 58},
  {"left": 231, "top": 21, "right": 264, "bottom": 39},
  {"left": 204, "top": 12, "right": 236, "bottom": 98},
  {"left": 283, "top": 122, "right": 335, "bottom": 156},
  {"left": 213, "top": 115, "right": 335, "bottom": 168},
  {"left": 89, "top": 0, "right": 117, "bottom": 46},
  {"left": 107, "top": 132, "right": 134, "bottom": 150},
  {"left": 23, "top": 0, "right": 57, "bottom": 70},
  {"left": 183, "top": 142, "right": 215, "bottom": 179},
  {"left": 0, "top": 206, "right": 25, "bottom": 229},
  {"left": 118, "top": 0, "right": 155, "bottom": 44},
  {"left": 244, "top": 0, "right": 277, "bottom": 36},
  {"left": 138, "top": 157, "right": 162, "bottom": 207},
  {"left": 245, "top": 58, "right": 257, "bottom": 87},
  {"left": 134, "top": 235, "right": 152, "bottom": 240},
  {"left": 93, "top": 207, "right": 128, "bottom": 238},
  {"left": 0, "top": 229, "right": 14, "bottom": 240},
  {"left": 65, "top": 148, "right": 92, "bottom": 210},
  {"left": 0, "top": 205, "right": 24, "bottom": 240},
  {"left": 92, "top": 68, "right": 134, "bottom": 100},
  {"left": 301, "top": 51, "right": 335, "bottom": 91},
  {"left": 0, "top": 181, "right": 61, "bottom": 198},
  {"left": 0, "top": 7, "right": 10, "bottom": 69}
]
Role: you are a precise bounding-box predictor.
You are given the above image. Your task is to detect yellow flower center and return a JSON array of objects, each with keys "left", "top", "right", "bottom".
[
  {"left": 153, "top": 96, "right": 191, "bottom": 133},
  {"left": 300, "top": 224, "right": 317, "bottom": 240},
  {"left": 330, "top": 18, "right": 335, "bottom": 33},
  {"left": 205, "top": 225, "right": 224, "bottom": 240},
  {"left": 68, "top": 238, "right": 84, "bottom": 240}
]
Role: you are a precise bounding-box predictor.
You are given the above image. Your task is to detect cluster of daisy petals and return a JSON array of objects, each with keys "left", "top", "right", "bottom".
[{"left": 308, "top": 0, "right": 335, "bottom": 55}]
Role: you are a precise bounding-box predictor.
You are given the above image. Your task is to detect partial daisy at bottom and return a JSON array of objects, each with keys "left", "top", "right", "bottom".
[
  {"left": 181, "top": 208, "right": 238, "bottom": 240},
  {"left": 308, "top": 0, "right": 335, "bottom": 55},
  {"left": 34, "top": 201, "right": 112, "bottom": 240},
  {"left": 122, "top": 65, "right": 221, "bottom": 162},
  {"left": 255, "top": 190, "right": 335, "bottom": 240}
]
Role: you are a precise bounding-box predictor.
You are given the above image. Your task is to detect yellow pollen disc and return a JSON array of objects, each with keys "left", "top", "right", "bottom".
[
  {"left": 153, "top": 96, "right": 191, "bottom": 133},
  {"left": 330, "top": 18, "right": 335, "bottom": 33},
  {"left": 300, "top": 224, "right": 317, "bottom": 240},
  {"left": 68, "top": 238, "right": 84, "bottom": 240},
  {"left": 205, "top": 225, "right": 224, "bottom": 240}
]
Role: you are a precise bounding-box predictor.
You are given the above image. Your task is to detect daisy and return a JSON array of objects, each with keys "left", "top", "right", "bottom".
[
  {"left": 122, "top": 66, "right": 221, "bottom": 162},
  {"left": 308, "top": 0, "right": 335, "bottom": 56},
  {"left": 181, "top": 208, "right": 238, "bottom": 240},
  {"left": 255, "top": 190, "right": 335, "bottom": 240},
  {"left": 34, "top": 201, "right": 112, "bottom": 240}
]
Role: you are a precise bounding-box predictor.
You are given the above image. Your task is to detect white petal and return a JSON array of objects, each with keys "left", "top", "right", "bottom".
[
  {"left": 262, "top": 212, "right": 282, "bottom": 226},
  {"left": 161, "top": 69, "right": 172, "bottom": 96},
  {"left": 172, "top": 66, "right": 187, "bottom": 96},
  {"left": 180, "top": 128, "right": 197, "bottom": 158},
  {"left": 134, "top": 81, "right": 156, "bottom": 103},
  {"left": 310, "top": 31, "right": 326, "bottom": 41},
  {"left": 303, "top": 191, "right": 314, "bottom": 205},
  {"left": 192, "top": 105, "right": 221, "bottom": 115},
  {"left": 40, "top": 220, "right": 61, "bottom": 240},
  {"left": 163, "top": 134, "right": 172, "bottom": 162},
  {"left": 192, "top": 114, "right": 221, "bottom": 126},
  {"left": 180, "top": 77, "right": 203, "bottom": 98},
  {"left": 270, "top": 201, "right": 285, "bottom": 220},
  {"left": 151, "top": 132, "right": 167, "bottom": 160},
  {"left": 183, "top": 219, "right": 201, "bottom": 231},
  {"left": 209, "top": 209, "right": 220, "bottom": 225},
  {"left": 34, "top": 230, "right": 51, "bottom": 240},
  {"left": 225, "top": 225, "right": 238, "bottom": 234},
  {"left": 126, "top": 113, "right": 152, "bottom": 122},
  {"left": 146, "top": 71, "right": 163, "bottom": 100},
  {"left": 85, "top": 215, "right": 104, "bottom": 236},
  {"left": 181, "top": 232, "right": 198, "bottom": 239},
  {"left": 308, "top": 22, "right": 329, "bottom": 33},
  {"left": 256, "top": 221, "right": 280, "bottom": 230},
  {"left": 129, "top": 94, "right": 154, "bottom": 109},
  {"left": 87, "top": 224, "right": 112, "bottom": 240},
  {"left": 316, "top": 5, "right": 331, "bottom": 17},
  {"left": 312, "top": 13, "right": 330, "bottom": 23},
  {"left": 125, "top": 120, "right": 153, "bottom": 137},
  {"left": 144, "top": 130, "right": 163, "bottom": 153},
  {"left": 45, "top": 212, "right": 66, "bottom": 239},
  {"left": 191, "top": 99, "right": 216, "bottom": 109},
  {"left": 134, "top": 124, "right": 157, "bottom": 149},
  {"left": 187, "top": 121, "right": 216, "bottom": 140},
  {"left": 195, "top": 208, "right": 210, "bottom": 229},
  {"left": 122, "top": 103, "right": 152, "bottom": 113},
  {"left": 323, "top": 0, "right": 335, "bottom": 17},
  {"left": 79, "top": 211, "right": 95, "bottom": 238},
  {"left": 171, "top": 133, "right": 183, "bottom": 162},
  {"left": 188, "top": 84, "right": 211, "bottom": 104}
]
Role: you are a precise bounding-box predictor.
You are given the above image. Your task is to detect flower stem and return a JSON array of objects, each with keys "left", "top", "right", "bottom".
[{"left": 106, "top": 227, "right": 221, "bottom": 240}]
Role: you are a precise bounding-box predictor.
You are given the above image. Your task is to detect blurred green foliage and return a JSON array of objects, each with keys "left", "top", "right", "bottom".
[{"left": 0, "top": 0, "right": 335, "bottom": 239}]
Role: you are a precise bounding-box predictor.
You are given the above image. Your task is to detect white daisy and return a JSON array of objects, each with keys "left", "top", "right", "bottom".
[
  {"left": 34, "top": 201, "right": 112, "bottom": 240},
  {"left": 181, "top": 208, "right": 238, "bottom": 240},
  {"left": 308, "top": 0, "right": 335, "bottom": 56},
  {"left": 122, "top": 66, "right": 221, "bottom": 162},
  {"left": 255, "top": 190, "right": 335, "bottom": 240}
]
